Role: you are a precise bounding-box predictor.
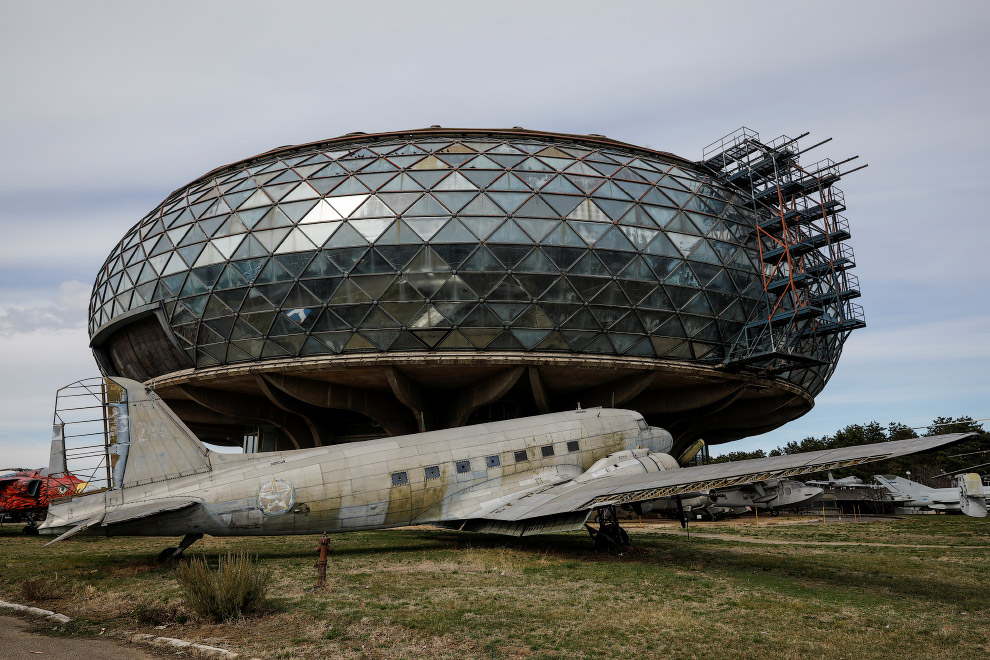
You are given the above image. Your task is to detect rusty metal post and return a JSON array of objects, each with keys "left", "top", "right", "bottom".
[{"left": 315, "top": 532, "right": 332, "bottom": 587}]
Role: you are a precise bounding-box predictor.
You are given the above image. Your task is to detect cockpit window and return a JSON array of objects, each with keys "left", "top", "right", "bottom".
[{"left": 637, "top": 419, "right": 649, "bottom": 431}]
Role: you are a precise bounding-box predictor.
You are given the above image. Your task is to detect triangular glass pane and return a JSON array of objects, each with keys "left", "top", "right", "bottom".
[
  {"left": 487, "top": 220, "right": 531, "bottom": 244},
  {"left": 354, "top": 172, "right": 397, "bottom": 191},
  {"left": 410, "top": 155, "right": 450, "bottom": 170},
  {"left": 487, "top": 154, "right": 527, "bottom": 168},
  {"left": 487, "top": 191, "right": 530, "bottom": 213},
  {"left": 434, "top": 172, "right": 477, "bottom": 191},
  {"left": 193, "top": 243, "right": 225, "bottom": 267},
  {"left": 349, "top": 196, "right": 394, "bottom": 219},
  {"left": 379, "top": 173, "right": 424, "bottom": 192},
  {"left": 567, "top": 199, "right": 609, "bottom": 223},
  {"left": 255, "top": 258, "right": 294, "bottom": 284},
  {"left": 405, "top": 216, "right": 448, "bottom": 240},
  {"left": 538, "top": 193, "right": 581, "bottom": 217},
  {"left": 253, "top": 227, "right": 291, "bottom": 252},
  {"left": 403, "top": 194, "right": 449, "bottom": 216},
  {"left": 595, "top": 227, "right": 636, "bottom": 251},
  {"left": 239, "top": 188, "right": 273, "bottom": 210},
  {"left": 273, "top": 227, "right": 316, "bottom": 254},
  {"left": 665, "top": 263, "right": 701, "bottom": 287},
  {"left": 433, "top": 191, "right": 476, "bottom": 213},
  {"left": 378, "top": 192, "right": 422, "bottom": 214},
  {"left": 459, "top": 246, "right": 503, "bottom": 272},
  {"left": 619, "top": 225, "right": 659, "bottom": 249},
  {"left": 460, "top": 169, "right": 502, "bottom": 189},
  {"left": 541, "top": 222, "right": 586, "bottom": 247},
  {"left": 376, "top": 221, "right": 423, "bottom": 246},
  {"left": 459, "top": 194, "right": 505, "bottom": 218},
  {"left": 301, "top": 253, "right": 342, "bottom": 279},
  {"left": 488, "top": 173, "right": 531, "bottom": 192},
  {"left": 618, "top": 205, "right": 658, "bottom": 228},
  {"left": 299, "top": 221, "right": 342, "bottom": 247},
  {"left": 327, "top": 194, "right": 369, "bottom": 218},
  {"left": 228, "top": 235, "right": 268, "bottom": 260},
  {"left": 514, "top": 217, "right": 556, "bottom": 242},
  {"left": 325, "top": 223, "right": 369, "bottom": 248},
  {"left": 330, "top": 280, "right": 372, "bottom": 304},
  {"left": 618, "top": 255, "right": 656, "bottom": 281},
  {"left": 459, "top": 154, "right": 500, "bottom": 170},
  {"left": 687, "top": 239, "right": 722, "bottom": 265},
  {"left": 431, "top": 219, "right": 477, "bottom": 243},
  {"left": 348, "top": 218, "right": 393, "bottom": 242},
  {"left": 667, "top": 233, "right": 702, "bottom": 257}
]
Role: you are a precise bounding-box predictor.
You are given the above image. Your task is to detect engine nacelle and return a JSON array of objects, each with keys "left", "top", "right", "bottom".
[{"left": 576, "top": 448, "right": 680, "bottom": 483}]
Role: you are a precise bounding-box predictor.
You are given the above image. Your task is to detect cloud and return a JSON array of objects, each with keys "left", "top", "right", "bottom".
[{"left": 0, "top": 280, "right": 92, "bottom": 336}]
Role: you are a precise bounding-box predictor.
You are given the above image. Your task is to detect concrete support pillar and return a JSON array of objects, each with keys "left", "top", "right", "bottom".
[
  {"left": 528, "top": 367, "right": 551, "bottom": 414},
  {"left": 575, "top": 371, "right": 655, "bottom": 409},
  {"left": 261, "top": 374, "right": 417, "bottom": 437},
  {"left": 254, "top": 375, "right": 330, "bottom": 447},
  {"left": 176, "top": 385, "right": 309, "bottom": 449},
  {"left": 441, "top": 367, "right": 526, "bottom": 428},
  {"left": 386, "top": 367, "right": 432, "bottom": 432}
]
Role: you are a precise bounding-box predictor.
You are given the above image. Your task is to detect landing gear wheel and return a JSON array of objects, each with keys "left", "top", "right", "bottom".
[
  {"left": 157, "top": 547, "right": 181, "bottom": 563},
  {"left": 586, "top": 506, "right": 630, "bottom": 553},
  {"left": 22, "top": 525, "right": 39, "bottom": 536},
  {"left": 770, "top": 509, "right": 780, "bottom": 517}
]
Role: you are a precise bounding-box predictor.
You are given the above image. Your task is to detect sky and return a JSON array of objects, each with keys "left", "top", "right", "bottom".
[{"left": 1, "top": 1, "right": 988, "bottom": 467}]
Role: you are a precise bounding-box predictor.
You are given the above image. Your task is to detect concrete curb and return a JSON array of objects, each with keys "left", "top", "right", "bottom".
[
  {"left": 128, "top": 633, "right": 261, "bottom": 660},
  {"left": 0, "top": 599, "right": 257, "bottom": 659},
  {"left": 0, "top": 599, "right": 71, "bottom": 624}
]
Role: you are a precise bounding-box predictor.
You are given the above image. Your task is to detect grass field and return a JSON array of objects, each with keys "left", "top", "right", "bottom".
[{"left": 1, "top": 516, "right": 988, "bottom": 660}]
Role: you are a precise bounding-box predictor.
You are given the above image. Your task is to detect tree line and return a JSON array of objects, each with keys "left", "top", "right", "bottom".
[{"left": 710, "top": 416, "right": 988, "bottom": 487}]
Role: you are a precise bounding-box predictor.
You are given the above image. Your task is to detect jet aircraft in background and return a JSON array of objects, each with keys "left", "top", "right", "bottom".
[
  {"left": 873, "top": 474, "right": 987, "bottom": 516},
  {"left": 0, "top": 468, "right": 86, "bottom": 534},
  {"left": 37, "top": 378, "right": 981, "bottom": 558}
]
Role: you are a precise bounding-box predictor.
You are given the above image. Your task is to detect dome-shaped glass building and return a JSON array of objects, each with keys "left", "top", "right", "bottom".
[{"left": 89, "top": 127, "right": 862, "bottom": 454}]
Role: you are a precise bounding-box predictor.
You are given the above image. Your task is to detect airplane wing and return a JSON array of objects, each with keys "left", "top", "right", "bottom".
[{"left": 472, "top": 432, "right": 976, "bottom": 525}]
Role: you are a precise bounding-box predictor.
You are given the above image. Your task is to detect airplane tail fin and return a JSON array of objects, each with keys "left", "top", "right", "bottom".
[
  {"left": 113, "top": 378, "right": 211, "bottom": 488},
  {"left": 957, "top": 473, "right": 987, "bottom": 518},
  {"left": 874, "top": 474, "right": 934, "bottom": 499}
]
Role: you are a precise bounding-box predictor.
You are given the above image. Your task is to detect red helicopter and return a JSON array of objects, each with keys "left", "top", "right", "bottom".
[{"left": 0, "top": 468, "right": 86, "bottom": 534}]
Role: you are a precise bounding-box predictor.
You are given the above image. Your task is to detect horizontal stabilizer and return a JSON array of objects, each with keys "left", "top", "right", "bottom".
[
  {"left": 103, "top": 497, "right": 202, "bottom": 526},
  {"left": 42, "top": 512, "right": 105, "bottom": 547}
]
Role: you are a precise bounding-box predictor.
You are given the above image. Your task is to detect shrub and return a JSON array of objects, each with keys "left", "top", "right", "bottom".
[{"left": 174, "top": 553, "right": 272, "bottom": 621}]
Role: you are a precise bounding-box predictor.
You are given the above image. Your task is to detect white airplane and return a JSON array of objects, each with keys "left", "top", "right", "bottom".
[
  {"left": 873, "top": 474, "right": 987, "bottom": 517},
  {"left": 39, "top": 378, "right": 979, "bottom": 558}
]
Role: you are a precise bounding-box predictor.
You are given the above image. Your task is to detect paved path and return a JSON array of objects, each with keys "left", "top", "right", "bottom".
[{"left": 0, "top": 616, "right": 162, "bottom": 660}]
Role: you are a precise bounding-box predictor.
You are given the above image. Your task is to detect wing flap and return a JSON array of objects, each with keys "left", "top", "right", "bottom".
[{"left": 482, "top": 433, "right": 976, "bottom": 522}]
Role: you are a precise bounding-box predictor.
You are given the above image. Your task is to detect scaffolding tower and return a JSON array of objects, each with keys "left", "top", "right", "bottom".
[{"left": 701, "top": 128, "right": 866, "bottom": 372}]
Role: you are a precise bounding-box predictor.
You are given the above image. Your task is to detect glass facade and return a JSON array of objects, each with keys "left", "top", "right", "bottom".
[{"left": 90, "top": 130, "right": 842, "bottom": 396}]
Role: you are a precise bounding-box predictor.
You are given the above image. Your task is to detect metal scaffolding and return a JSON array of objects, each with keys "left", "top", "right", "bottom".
[{"left": 701, "top": 128, "right": 866, "bottom": 372}]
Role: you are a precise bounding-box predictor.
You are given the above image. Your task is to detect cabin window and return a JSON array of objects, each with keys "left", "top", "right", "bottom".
[
  {"left": 425, "top": 466, "right": 441, "bottom": 480},
  {"left": 391, "top": 472, "right": 408, "bottom": 486},
  {"left": 486, "top": 455, "right": 500, "bottom": 469},
  {"left": 541, "top": 445, "right": 555, "bottom": 458},
  {"left": 455, "top": 460, "right": 471, "bottom": 474},
  {"left": 567, "top": 441, "right": 580, "bottom": 452},
  {"left": 637, "top": 419, "right": 649, "bottom": 431},
  {"left": 514, "top": 450, "right": 529, "bottom": 463}
]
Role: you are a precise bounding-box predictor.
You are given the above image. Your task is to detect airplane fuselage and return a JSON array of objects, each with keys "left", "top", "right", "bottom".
[{"left": 40, "top": 408, "right": 672, "bottom": 538}]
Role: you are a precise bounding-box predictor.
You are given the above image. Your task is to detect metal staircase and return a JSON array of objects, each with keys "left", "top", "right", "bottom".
[{"left": 701, "top": 128, "right": 867, "bottom": 372}]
